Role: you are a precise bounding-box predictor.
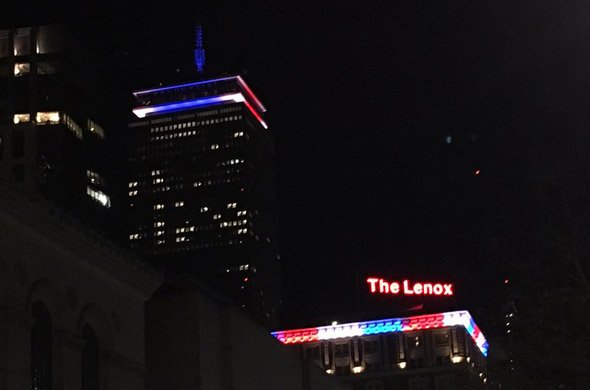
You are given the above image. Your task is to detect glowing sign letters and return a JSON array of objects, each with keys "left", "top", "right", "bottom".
[{"left": 367, "top": 277, "right": 453, "bottom": 296}]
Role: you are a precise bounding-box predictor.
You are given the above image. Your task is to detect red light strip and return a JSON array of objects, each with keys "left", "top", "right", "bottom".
[
  {"left": 271, "top": 310, "right": 489, "bottom": 356},
  {"left": 237, "top": 75, "right": 266, "bottom": 113},
  {"left": 242, "top": 98, "right": 268, "bottom": 129}
]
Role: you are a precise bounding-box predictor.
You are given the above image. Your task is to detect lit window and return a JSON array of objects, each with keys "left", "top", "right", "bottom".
[
  {"left": 153, "top": 178, "right": 163, "bottom": 184},
  {"left": 62, "top": 113, "right": 83, "bottom": 139},
  {"left": 154, "top": 221, "right": 165, "bottom": 227},
  {"left": 227, "top": 203, "right": 237, "bottom": 209},
  {"left": 13, "top": 114, "right": 30, "bottom": 124},
  {"left": 128, "top": 182, "right": 138, "bottom": 188},
  {"left": 88, "top": 119, "right": 105, "bottom": 139},
  {"left": 86, "top": 187, "right": 111, "bottom": 208},
  {"left": 213, "top": 214, "right": 221, "bottom": 220},
  {"left": 86, "top": 170, "right": 105, "bottom": 186},
  {"left": 155, "top": 230, "right": 164, "bottom": 236},
  {"left": 128, "top": 191, "right": 138, "bottom": 196},
  {"left": 37, "top": 26, "right": 63, "bottom": 54},
  {"left": 14, "top": 28, "right": 30, "bottom": 55},
  {"left": 14, "top": 62, "right": 30, "bottom": 76},
  {"left": 0, "top": 30, "right": 8, "bottom": 58},
  {"left": 237, "top": 210, "right": 247, "bottom": 216},
  {"left": 200, "top": 206, "right": 208, "bottom": 213},
  {"left": 233, "top": 131, "right": 244, "bottom": 138},
  {"left": 174, "top": 201, "right": 184, "bottom": 207},
  {"left": 36, "top": 112, "right": 60, "bottom": 124},
  {"left": 154, "top": 204, "right": 164, "bottom": 210},
  {"left": 210, "top": 144, "right": 219, "bottom": 150},
  {"left": 193, "top": 181, "right": 202, "bottom": 187}
]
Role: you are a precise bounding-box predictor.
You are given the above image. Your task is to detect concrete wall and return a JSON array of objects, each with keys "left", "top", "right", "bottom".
[
  {"left": 146, "top": 280, "right": 351, "bottom": 390},
  {"left": 0, "top": 186, "right": 160, "bottom": 390}
]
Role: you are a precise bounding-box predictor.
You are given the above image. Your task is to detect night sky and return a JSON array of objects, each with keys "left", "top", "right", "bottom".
[{"left": 8, "top": 1, "right": 590, "bottom": 329}]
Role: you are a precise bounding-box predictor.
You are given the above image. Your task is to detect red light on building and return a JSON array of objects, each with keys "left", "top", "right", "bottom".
[{"left": 367, "top": 277, "right": 453, "bottom": 296}]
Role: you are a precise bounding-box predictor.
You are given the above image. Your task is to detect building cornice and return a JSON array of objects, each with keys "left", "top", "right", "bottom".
[{"left": 0, "top": 184, "right": 162, "bottom": 300}]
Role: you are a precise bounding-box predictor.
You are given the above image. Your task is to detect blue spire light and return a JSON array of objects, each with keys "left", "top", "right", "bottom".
[{"left": 194, "top": 25, "right": 206, "bottom": 75}]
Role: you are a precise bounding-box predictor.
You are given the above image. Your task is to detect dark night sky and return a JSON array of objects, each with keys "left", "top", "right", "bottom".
[{"left": 7, "top": 1, "right": 590, "bottom": 328}]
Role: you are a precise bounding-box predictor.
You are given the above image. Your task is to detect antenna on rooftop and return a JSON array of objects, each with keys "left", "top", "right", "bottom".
[{"left": 194, "top": 24, "right": 206, "bottom": 76}]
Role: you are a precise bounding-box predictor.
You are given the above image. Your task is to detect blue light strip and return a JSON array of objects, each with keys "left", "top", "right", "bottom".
[
  {"left": 132, "top": 93, "right": 244, "bottom": 118},
  {"left": 272, "top": 310, "right": 488, "bottom": 357},
  {"left": 133, "top": 75, "right": 266, "bottom": 113},
  {"left": 132, "top": 76, "right": 236, "bottom": 96},
  {"left": 132, "top": 92, "right": 269, "bottom": 129}
]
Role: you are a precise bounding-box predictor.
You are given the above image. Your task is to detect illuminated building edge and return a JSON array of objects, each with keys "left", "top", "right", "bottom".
[
  {"left": 132, "top": 91, "right": 268, "bottom": 129},
  {"left": 271, "top": 310, "right": 489, "bottom": 357},
  {"left": 132, "top": 75, "right": 266, "bottom": 112},
  {"left": 132, "top": 75, "right": 267, "bottom": 129}
]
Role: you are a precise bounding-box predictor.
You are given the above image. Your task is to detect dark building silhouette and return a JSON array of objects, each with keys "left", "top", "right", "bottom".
[
  {"left": 0, "top": 183, "right": 161, "bottom": 389},
  {"left": 0, "top": 24, "right": 112, "bottom": 227},
  {"left": 128, "top": 75, "right": 280, "bottom": 326}
]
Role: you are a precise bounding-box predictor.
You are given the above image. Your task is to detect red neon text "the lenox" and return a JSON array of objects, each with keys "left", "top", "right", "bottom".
[{"left": 366, "top": 277, "right": 453, "bottom": 296}]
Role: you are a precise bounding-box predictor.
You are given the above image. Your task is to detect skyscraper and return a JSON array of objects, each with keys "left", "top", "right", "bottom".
[
  {"left": 128, "top": 75, "right": 280, "bottom": 326},
  {"left": 0, "top": 25, "right": 112, "bottom": 225}
]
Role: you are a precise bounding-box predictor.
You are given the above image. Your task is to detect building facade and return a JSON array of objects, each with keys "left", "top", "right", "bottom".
[
  {"left": 0, "top": 184, "right": 161, "bottom": 389},
  {"left": 128, "top": 75, "right": 280, "bottom": 326},
  {"left": 0, "top": 25, "right": 112, "bottom": 227},
  {"left": 146, "top": 275, "right": 351, "bottom": 390},
  {"left": 272, "top": 311, "right": 489, "bottom": 390}
]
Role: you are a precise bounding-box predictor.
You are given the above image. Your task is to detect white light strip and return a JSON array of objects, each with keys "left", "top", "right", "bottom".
[{"left": 132, "top": 93, "right": 245, "bottom": 118}]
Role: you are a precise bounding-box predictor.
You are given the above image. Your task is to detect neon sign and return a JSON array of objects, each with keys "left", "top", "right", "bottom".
[{"left": 367, "top": 277, "right": 453, "bottom": 296}]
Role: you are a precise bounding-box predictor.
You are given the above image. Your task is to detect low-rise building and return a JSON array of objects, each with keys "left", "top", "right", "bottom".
[
  {"left": 272, "top": 311, "right": 489, "bottom": 390},
  {"left": 0, "top": 184, "right": 161, "bottom": 389},
  {"left": 146, "top": 275, "right": 352, "bottom": 390}
]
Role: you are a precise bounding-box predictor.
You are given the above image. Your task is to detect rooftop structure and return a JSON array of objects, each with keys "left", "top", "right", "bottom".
[{"left": 272, "top": 310, "right": 489, "bottom": 389}]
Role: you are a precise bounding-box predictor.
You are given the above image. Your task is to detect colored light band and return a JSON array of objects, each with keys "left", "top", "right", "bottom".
[
  {"left": 132, "top": 92, "right": 268, "bottom": 129},
  {"left": 236, "top": 75, "right": 266, "bottom": 112},
  {"left": 132, "top": 93, "right": 244, "bottom": 118},
  {"left": 133, "top": 75, "right": 266, "bottom": 113},
  {"left": 242, "top": 98, "right": 268, "bottom": 129},
  {"left": 271, "top": 310, "right": 488, "bottom": 357},
  {"left": 132, "top": 76, "right": 236, "bottom": 96}
]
